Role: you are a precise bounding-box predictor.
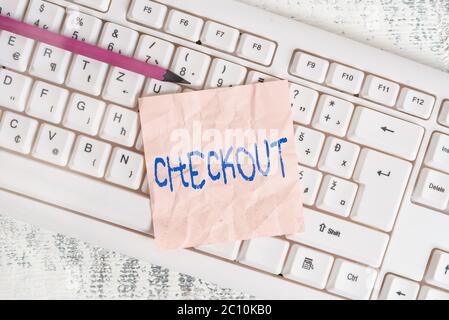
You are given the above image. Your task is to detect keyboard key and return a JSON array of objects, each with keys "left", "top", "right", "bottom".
[
  {"left": 318, "top": 137, "right": 360, "bottom": 179},
  {"left": 127, "top": 0, "right": 167, "bottom": 29},
  {"left": 141, "top": 175, "right": 149, "bottom": 194},
  {"left": 378, "top": 274, "right": 420, "bottom": 300},
  {"left": 424, "top": 250, "right": 449, "bottom": 291},
  {"left": 360, "top": 75, "right": 400, "bottom": 107},
  {"left": 245, "top": 71, "right": 277, "bottom": 84},
  {"left": 316, "top": 175, "right": 358, "bottom": 217},
  {"left": 0, "top": 69, "right": 32, "bottom": 112},
  {"left": 170, "top": 47, "right": 211, "bottom": 89},
  {"left": 396, "top": 88, "right": 435, "bottom": 119},
  {"left": 347, "top": 107, "right": 424, "bottom": 161},
  {"left": 62, "top": 10, "right": 103, "bottom": 44},
  {"left": 352, "top": 149, "right": 412, "bottom": 231},
  {"left": 294, "top": 126, "right": 325, "bottom": 167},
  {"left": 283, "top": 244, "right": 334, "bottom": 289},
  {"left": 413, "top": 168, "right": 449, "bottom": 211},
  {"left": 204, "top": 58, "right": 247, "bottom": 89},
  {"left": 424, "top": 132, "right": 449, "bottom": 174},
  {"left": 69, "top": 135, "right": 112, "bottom": 178},
  {"left": 73, "top": 0, "right": 110, "bottom": 12},
  {"left": 24, "top": 0, "right": 65, "bottom": 32},
  {"left": 326, "top": 259, "right": 377, "bottom": 300},
  {"left": 290, "top": 52, "right": 329, "bottom": 83},
  {"left": 26, "top": 81, "right": 69, "bottom": 123},
  {"left": 105, "top": 148, "right": 144, "bottom": 190},
  {"left": 201, "top": 21, "right": 240, "bottom": 53},
  {"left": 66, "top": 55, "right": 109, "bottom": 96},
  {"left": 312, "top": 95, "right": 354, "bottom": 137},
  {"left": 289, "top": 83, "right": 319, "bottom": 125},
  {"left": 99, "top": 22, "right": 139, "bottom": 56},
  {"left": 438, "top": 100, "right": 449, "bottom": 127},
  {"left": 0, "top": 0, "right": 28, "bottom": 19},
  {"left": 165, "top": 10, "right": 204, "bottom": 41},
  {"left": 418, "top": 286, "right": 449, "bottom": 300},
  {"left": 135, "top": 131, "right": 144, "bottom": 152},
  {"left": 298, "top": 166, "right": 322, "bottom": 206},
  {"left": 142, "top": 78, "right": 182, "bottom": 96},
  {"left": 102, "top": 67, "right": 144, "bottom": 108},
  {"left": 29, "top": 44, "right": 72, "bottom": 84},
  {"left": 100, "top": 105, "right": 139, "bottom": 147},
  {"left": 0, "top": 149, "right": 152, "bottom": 233},
  {"left": 236, "top": 34, "right": 276, "bottom": 66},
  {"left": 63, "top": 93, "right": 106, "bottom": 136},
  {"left": 325, "top": 63, "right": 364, "bottom": 95},
  {"left": 0, "top": 31, "right": 34, "bottom": 72},
  {"left": 0, "top": 111, "right": 38, "bottom": 154},
  {"left": 287, "top": 208, "right": 389, "bottom": 267},
  {"left": 134, "top": 34, "right": 175, "bottom": 69},
  {"left": 238, "top": 237, "right": 289, "bottom": 274},
  {"left": 196, "top": 241, "right": 242, "bottom": 260},
  {"left": 32, "top": 124, "right": 75, "bottom": 166}
]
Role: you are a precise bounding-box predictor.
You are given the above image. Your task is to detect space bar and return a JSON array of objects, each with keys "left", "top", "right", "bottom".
[{"left": 0, "top": 149, "right": 152, "bottom": 233}]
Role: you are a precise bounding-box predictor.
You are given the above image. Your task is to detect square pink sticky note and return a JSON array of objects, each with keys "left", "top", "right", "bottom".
[{"left": 139, "top": 80, "right": 304, "bottom": 249}]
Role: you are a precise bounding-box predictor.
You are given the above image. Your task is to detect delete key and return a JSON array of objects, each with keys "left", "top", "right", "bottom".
[{"left": 139, "top": 80, "right": 304, "bottom": 249}]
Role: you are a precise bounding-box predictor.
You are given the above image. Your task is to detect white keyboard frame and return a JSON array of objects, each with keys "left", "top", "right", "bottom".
[{"left": 1, "top": 0, "right": 449, "bottom": 299}]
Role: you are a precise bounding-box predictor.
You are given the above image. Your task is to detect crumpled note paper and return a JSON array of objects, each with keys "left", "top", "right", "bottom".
[{"left": 139, "top": 80, "right": 304, "bottom": 249}]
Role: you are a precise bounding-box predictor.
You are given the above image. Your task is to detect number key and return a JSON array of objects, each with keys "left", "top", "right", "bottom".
[
  {"left": 134, "top": 34, "right": 175, "bottom": 69},
  {"left": 204, "top": 58, "right": 247, "bottom": 89},
  {"left": 98, "top": 22, "right": 139, "bottom": 56},
  {"left": 62, "top": 10, "right": 103, "bottom": 44},
  {"left": 170, "top": 47, "right": 211, "bottom": 89},
  {"left": 0, "top": 0, "right": 28, "bottom": 19},
  {"left": 24, "top": 0, "right": 65, "bottom": 32}
]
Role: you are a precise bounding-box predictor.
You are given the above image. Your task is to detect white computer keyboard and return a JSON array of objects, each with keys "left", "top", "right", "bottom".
[{"left": 0, "top": 0, "right": 449, "bottom": 300}]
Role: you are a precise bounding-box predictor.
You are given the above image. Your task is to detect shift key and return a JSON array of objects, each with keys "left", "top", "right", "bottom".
[
  {"left": 347, "top": 107, "right": 424, "bottom": 161},
  {"left": 287, "top": 208, "right": 389, "bottom": 267}
]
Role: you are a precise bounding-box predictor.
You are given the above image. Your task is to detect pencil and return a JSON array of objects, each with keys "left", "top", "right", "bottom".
[{"left": 0, "top": 15, "right": 190, "bottom": 84}]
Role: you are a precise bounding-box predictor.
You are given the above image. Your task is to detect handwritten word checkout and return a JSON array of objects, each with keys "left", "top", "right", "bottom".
[{"left": 154, "top": 138, "right": 288, "bottom": 191}]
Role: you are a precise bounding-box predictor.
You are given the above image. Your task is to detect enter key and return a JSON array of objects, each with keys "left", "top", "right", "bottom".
[{"left": 351, "top": 148, "right": 412, "bottom": 231}]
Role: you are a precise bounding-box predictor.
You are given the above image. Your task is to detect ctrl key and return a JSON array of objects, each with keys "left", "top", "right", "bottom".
[
  {"left": 326, "top": 259, "right": 377, "bottom": 300},
  {"left": 413, "top": 168, "right": 449, "bottom": 211}
]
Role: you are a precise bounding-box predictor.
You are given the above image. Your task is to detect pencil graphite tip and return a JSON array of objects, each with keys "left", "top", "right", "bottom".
[{"left": 164, "top": 70, "right": 191, "bottom": 85}]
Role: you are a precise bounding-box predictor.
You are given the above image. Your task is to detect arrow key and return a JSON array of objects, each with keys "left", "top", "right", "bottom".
[
  {"left": 347, "top": 107, "right": 424, "bottom": 160},
  {"left": 378, "top": 274, "right": 420, "bottom": 300},
  {"left": 425, "top": 250, "right": 449, "bottom": 291}
]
